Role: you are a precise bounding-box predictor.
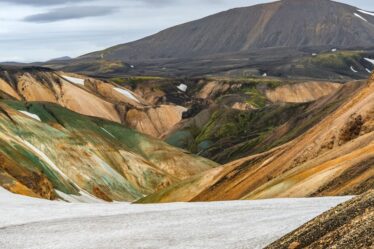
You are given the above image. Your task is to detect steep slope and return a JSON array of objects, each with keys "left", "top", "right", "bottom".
[
  {"left": 0, "top": 100, "right": 217, "bottom": 202},
  {"left": 82, "top": 0, "right": 374, "bottom": 62},
  {"left": 138, "top": 74, "right": 374, "bottom": 203},
  {"left": 0, "top": 66, "right": 187, "bottom": 138},
  {"left": 266, "top": 190, "right": 373, "bottom": 249}
]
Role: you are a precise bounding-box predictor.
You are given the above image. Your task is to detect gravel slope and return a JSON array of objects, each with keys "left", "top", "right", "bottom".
[{"left": 266, "top": 190, "right": 373, "bottom": 249}]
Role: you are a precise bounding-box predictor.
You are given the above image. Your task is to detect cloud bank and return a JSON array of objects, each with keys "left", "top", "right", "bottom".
[{"left": 24, "top": 6, "right": 117, "bottom": 23}]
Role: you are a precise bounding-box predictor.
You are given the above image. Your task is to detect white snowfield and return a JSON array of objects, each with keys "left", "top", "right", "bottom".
[
  {"left": 358, "top": 9, "right": 374, "bottom": 17},
  {"left": 354, "top": 13, "right": 368, "bottom": 22},
  {"left": 364, "top": 57, "right": 374, "bottom": 65},
  {"left": 18, "top": 111, "right": 41, "bottom": 121},
  {"left": 350, "top": 66, "right": 358, "bottom": 73},
  {"left": 113, "top": 87, "right": 140, "bottom": 103},
  {"left": 101, "top": 127, "right": 116, "bottom": 138},
  {"left": 177, "top": 83, "right": 188, "bottom": 92},
  {"left": 0, "top": 188, "right": 351, "bottom": 249},
  {"left": 62, "top": 75, "right": 85, "bottom": 86}
]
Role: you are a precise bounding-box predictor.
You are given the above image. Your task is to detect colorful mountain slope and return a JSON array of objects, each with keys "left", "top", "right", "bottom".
[
  {"left": 0, "top": 100, "right": 217, "bottom": 202},
  {"left": 138, "top": 75, "right": 374, "bottom": 203}
]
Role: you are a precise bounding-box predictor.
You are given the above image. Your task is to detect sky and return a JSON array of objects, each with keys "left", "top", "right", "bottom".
[{"left": 0, "top": 0, "right": 373, "bottom": 62}]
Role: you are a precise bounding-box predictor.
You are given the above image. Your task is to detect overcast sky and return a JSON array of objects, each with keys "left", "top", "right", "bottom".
[{"left": 0, "top": 0, "right": 373, "bottom": 62}]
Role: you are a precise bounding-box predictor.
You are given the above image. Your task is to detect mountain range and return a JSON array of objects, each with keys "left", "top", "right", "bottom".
[
  {"left": 0, "top": 0, "right": 372, "bottom": 203},
  {"left": 0, "top": 65, "right": 372, "bottom": 203}
]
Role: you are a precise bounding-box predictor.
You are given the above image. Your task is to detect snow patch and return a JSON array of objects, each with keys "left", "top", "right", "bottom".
[
  {"left": 62, "top": 75, "right": 85, "bottom": 86},
  {"left": 20, "top": 140, "right": 69, "bottom": 180},
  {"left": 177, "top": 83, "right": 188, "bottom": 92},
  {"left": 18, "top": 111, "right": 41, "bottom": 122},
  {"left": 312, "top": 53, "right": 317, "bottom": 56},
  {"left": 101, "top": 128, "right": 115, "bottom": 138},
  {"left": 113, "top": 87, "right": 139, "bottom": 103},
  {"left": 350, "top": 66, "right": 358, "bottom": 73},
  {"left": 56, "top": 190, "right": 104, "bottom": 203},
  {"left": 364, "top": 57, "right": 374, "bottom": 65},
  {"left": 366, "top": 68, "right": 372, "bottom": 73},
  {"left": 331, "top": 48, "right": 337, "bottom": 52},
  {"left": 358, "top": 9, "right": 374, "bottom": 17},
  {"left": 262, "top": 73, "right": 268, "bottom": 77},
  {"left": 354, "top": 13, "right": 368, "bottom": 22}
]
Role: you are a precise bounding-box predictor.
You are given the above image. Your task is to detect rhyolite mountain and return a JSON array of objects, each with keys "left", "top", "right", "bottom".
[{"left": 44, "top": 0, "right": 374, "bottom": 79}]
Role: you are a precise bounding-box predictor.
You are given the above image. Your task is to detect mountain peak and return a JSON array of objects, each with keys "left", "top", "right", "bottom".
[
  {"left": 281, "top": 0, "right": 330, "bottom": 3},
  {"left": 81, "top": 0, "right": 374, "bottom": 63}
]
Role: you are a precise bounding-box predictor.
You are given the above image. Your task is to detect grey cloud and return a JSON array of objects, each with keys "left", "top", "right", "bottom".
[
  {"left": 0, "top": 0, "right": 170, "bottom": 7},
  {"left": 0, "top": 0, "right": 89, "bottom": 6},
  {"left": 136, "top": 0, "right": 223, "bottom": 7},
  {"left": 138, "top": 0, "right": 172, "bottom": 5},
  {"left": 23, "top": 6, "right": 117, "bottom": 23}
]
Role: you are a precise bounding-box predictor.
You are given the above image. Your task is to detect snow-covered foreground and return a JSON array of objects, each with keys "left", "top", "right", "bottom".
[{"left": 0, "top": 188, "right": 351, "bottom": 249}]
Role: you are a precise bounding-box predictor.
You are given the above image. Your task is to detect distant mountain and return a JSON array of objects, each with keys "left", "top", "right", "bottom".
[
  {"left": 83, "top": 0, "right": 374, "bottom": 61},
  {"left": 45, "top": 0, "right": 374, "bottom": 79},
  {"left": 47, "top": 56, "right": 72, "bottom": 62}
]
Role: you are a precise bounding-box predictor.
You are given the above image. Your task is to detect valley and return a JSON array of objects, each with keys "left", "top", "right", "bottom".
[{"left": 0, "top": 0, "right": 373, "bottom": 248}]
